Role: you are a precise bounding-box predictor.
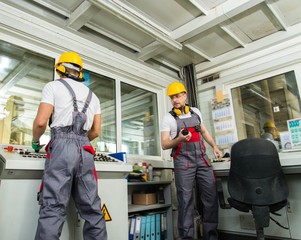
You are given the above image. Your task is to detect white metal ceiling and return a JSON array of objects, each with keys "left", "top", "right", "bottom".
[{"left": 2, "top": 0, "right": 301, "bottom": 75}]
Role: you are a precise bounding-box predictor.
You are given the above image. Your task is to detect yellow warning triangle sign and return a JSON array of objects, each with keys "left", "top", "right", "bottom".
[{"left": 101, "top": 204, "right": 112, "bottom": 222}]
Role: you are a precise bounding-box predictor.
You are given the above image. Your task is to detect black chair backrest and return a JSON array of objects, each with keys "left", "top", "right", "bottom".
[{"left": 228, "top": 138, "right": 288, "bottom": 205}]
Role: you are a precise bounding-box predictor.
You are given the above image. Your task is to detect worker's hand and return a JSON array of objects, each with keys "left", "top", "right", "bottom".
[
  {"left": 213, "top": 146, "right": 222, "bottom": 160},
  {"left": 32, "top": 140, "right": 40, "bottom": 153},
  {"left": 180, "top": 129, "right": 191, "bottom": 142}
]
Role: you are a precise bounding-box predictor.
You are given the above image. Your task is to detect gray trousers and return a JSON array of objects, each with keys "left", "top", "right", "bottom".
[
  {"left": 35, "top": 130, "right": 107, "bottom": 240},
  {"left": 173, "top": 141, "right": 218, "bottom": 240}
]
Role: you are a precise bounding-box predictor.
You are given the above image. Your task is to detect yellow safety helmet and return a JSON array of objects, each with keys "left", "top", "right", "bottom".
[
  {"left": 263, "top": 121, "right": 280, "bottom": 140},
  {"left": 167, "top": 82, "right": 187, "bottom": 96},
  {"left": 55, "top": 52, "right": 83, "bottom": 78},
  {"left": 263, "top": 121, "right": 276, "bottom": 129}
]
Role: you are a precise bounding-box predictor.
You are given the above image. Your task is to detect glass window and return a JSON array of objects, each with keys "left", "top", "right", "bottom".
[
  {"left": 0, "top": 40, "right": 54, "bottom": 146},
  {"left": 121, "top": 82, "right": 160, "bottom": 156},
  {"left": 87, "top": 72, "right": 116, "bottom": 152},
  {"left": 231, "top": 71, "right": 301, "bottom": 140},
  {"left": 0, "top": 40, "right": 161, "bottom": 158}
]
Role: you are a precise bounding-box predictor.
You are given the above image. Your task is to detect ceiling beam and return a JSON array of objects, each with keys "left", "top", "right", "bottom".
[
  {"left": 67, "top": 1, "right": 100, "bottom": 30},
  {"left": 188, "top": 0, "right": 209, "bottom": 15},
  {"left": 265, "top": 0, "right": 288, "bottom": 31},
  {"left": 136, "top": 42, "right": 168, "bottom": 61},
  {"left": 88, "top": 0, "right": 183, "bottom": 51},
  {"left": 219, "top": 23, "right": 248, "bottom": 48},
  {"left": 32, "top": 0, "right": 70, "bottom": 17},
  {"left": 184, "top": 43, "right": 212, "bottom": 61},
  {"left": 152, "top": 57, "right": 181, "bottom": 72}
]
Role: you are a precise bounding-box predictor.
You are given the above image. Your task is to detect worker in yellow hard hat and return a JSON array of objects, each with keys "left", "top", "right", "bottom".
[
  {"left": 32, "top": 51, "right": 107, "bottom": 239},
  {"left": 262, "top": 121, "right": 280, "bottom": 140},
  {"left": 160, "top": 81, "right": 221, "bottom": 240},
  {"left": 54, "top": 51, "right": 84, "bottom": 81}
]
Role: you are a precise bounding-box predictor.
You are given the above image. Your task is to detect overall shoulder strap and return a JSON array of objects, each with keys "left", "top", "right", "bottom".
[
  {"left": 169, "top": 110, "right": 177, "bottom": 119},
  {"left": 82, "top": 90, "right": 92, "bottom": 114},
  {"left": 58, "top": 79, "right": 92, "bottom": 113},
  {"left": 58, "top": 79, "right": 78, "bottom": 112},
  {"left": 189, "top": 108, "right": 201, "bottom": 123}
]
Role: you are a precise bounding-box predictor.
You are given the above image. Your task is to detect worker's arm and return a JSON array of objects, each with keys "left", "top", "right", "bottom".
[
  {"left": 32, "top": 102, "right": 53, "bottom": 142},
  {"left": 88, "top": 114, "right": 101, "bottom": 141},
  {"left": 160, "top": 129, "right": 191, "bottom": 150},
  {"left": 200, "top": 123, "right": 222, "bottom": 159}
]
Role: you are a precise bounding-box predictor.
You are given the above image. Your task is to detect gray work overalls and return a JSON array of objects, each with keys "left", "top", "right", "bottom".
[
  {"left": 35, "top": 79, "right": 107, "bottom": 240},
  {"left": 171, "top": 110, "right": 218, "bottom": 240}
]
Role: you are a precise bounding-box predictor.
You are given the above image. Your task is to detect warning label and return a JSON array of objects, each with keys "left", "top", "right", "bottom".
[{"left": 101, "top": 204, "right": 112, "bottom": 222}]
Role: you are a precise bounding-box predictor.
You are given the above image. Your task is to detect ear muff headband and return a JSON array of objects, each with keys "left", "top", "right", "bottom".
[
  {"left": 56, "top": 65, "right": 83, "bottom": 79},
  {"left": 173, "top": 105, "right": 190, "bottom": 116}
]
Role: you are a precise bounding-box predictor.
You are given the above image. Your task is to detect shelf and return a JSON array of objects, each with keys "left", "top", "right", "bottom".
[
  {"left": 128, "top": 203, "right": 171, "bottom": 214},
  {"left": 127, "top": 169, "right": 174, "bottom": 239}
]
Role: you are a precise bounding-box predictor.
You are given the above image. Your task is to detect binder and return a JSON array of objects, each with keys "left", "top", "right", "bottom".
[
  {"left": 145, "top": 215, "right": 151, "bottom": 240},
  {"left": 155, "top": 213, "right": 161, "bottom": 240},
  {"left": 129, "top": 216, "right": 136, "bottom": 240},
  {"left": 134, "top": 216, "right": 142, "bottom": 240},
  {"left": 140, "top": 216, "right": 147, "bottom": 240},
  {"left": 150, "top": 214, "right": 156, "bottom": 240},
  {"left": 160, "top": 212, "right": 167, "bottom": 240}
]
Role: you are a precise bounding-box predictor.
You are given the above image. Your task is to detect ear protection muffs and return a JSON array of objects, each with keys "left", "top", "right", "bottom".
[
  {"left": 56, "top": 65, "right": 84, "bottom": 81},
  {"left": 56, "top": 65, "right": 66, "bottom": 76},
  {"left": 173, "top": 104, "right": 190, "bottom": 116}
]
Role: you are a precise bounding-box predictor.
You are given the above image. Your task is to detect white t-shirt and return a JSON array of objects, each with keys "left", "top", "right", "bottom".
[
  {"left": 41, "top": 78, "right": 101, "bottom": 130},
  {"left": 160, "top": 107, "right": 203, "bottom": 139}
]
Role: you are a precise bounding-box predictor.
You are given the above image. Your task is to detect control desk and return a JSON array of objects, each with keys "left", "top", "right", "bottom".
[
  {"left": 0, "top": 144, "right": 132, "bottom": 240},
  {"left": 0, "top": 144, "right": 132, "bottom": 179}
]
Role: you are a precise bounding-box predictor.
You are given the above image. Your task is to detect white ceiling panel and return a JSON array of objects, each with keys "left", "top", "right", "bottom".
[
  {"left": 186, "top": 26, "right": 241, "bottom": 58},
  {"left": 271, "top": 0, "right": 301, "bottom": 26},
  {"left": 229, "top": 3, "right": 283, "bottom": 41},
  {"left": 89, "top": 11, "right": 154, "bottom": 49}
]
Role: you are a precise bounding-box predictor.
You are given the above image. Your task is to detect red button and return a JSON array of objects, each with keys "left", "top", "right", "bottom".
[{"left": 7, "top": 146, "right": 13, "bottom": 152}]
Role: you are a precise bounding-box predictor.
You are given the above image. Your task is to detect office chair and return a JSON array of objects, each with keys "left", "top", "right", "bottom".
[{"left": 227, "top": 138, "right": 289, "bottom": 240}]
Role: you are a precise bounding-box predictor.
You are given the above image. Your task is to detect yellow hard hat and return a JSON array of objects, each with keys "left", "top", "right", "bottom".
[
  {"left": 263, "top": 121, "right": 276, "bottom": 129},
  {"left": 167, "top": 82, "right": 187, "bottom": 96},
  {"left": 55, "top": 52, "right": 83, "bottom": 70}
]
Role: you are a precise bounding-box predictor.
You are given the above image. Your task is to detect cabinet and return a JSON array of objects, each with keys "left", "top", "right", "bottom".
[
  {"left": 128, "top": 180, "right": 174, "bottom": 239},
  {"left": 0, "top": 145, "right": 132, "bottom": 240}
]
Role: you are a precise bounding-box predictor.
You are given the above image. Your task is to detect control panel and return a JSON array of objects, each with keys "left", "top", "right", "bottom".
[
  {"left": 0, "top": 144, "right": 132, "bottom": 179},
  {"left": 0, "top": 145, "right": 122, "bottom": 162}
]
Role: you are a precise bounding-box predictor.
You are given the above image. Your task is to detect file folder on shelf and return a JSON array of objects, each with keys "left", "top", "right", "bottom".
[
  {"left": 150, "top": 214, "right": 156, "bottom": 240},
  {"left": 155, "top": 213, "right": 161, "bottom": 240},
  {"left": 161, "top": 212, "right": 167, "bottom": 240},
  {"left": 145, "top": 215, "right": 151, "bottom": 240},
  {"left": 134, "top": 216, "right": 142, "bottom": 239},
  {"left": 140, "top": 216, "right": 147, "bottom": 240},
  {"left": 129, "top": 216, "right": 136, "bottom": 240}
]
